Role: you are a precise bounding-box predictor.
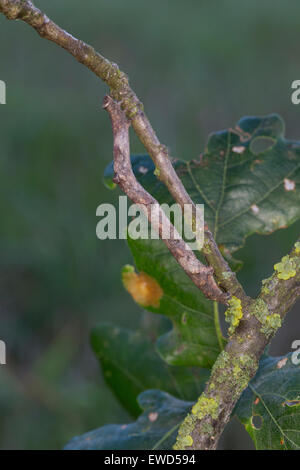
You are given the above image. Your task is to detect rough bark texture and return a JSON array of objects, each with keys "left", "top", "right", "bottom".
[
  {"left": 104, "top": 97, "right": 300, "bottom": 450},
  {"left": 0, "top": 0, "right": 239, "bottom": 296},
  {"left": 103, "top": 96, "right": 228, "bottom": 302},
  {"left": 175, "top": 241, "right": 300, "bottom": 449},
  {"left": 1, "top": 0, "right": 300, "bottom": 451}
]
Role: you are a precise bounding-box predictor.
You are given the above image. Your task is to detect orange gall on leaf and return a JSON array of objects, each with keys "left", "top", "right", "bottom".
[{"left": 122, "top": 266, "right": 163, "bottom": 308}]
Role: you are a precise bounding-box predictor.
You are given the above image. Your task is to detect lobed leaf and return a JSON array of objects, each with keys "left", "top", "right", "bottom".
[
  {"left": 104, "top": 114, "right": 300, "bottom": 368},
  {"left": 125, "top": 238, "right": 221, "bottom": 368},
  {"left": 66, "top": 354, "right": 300, "bottom": 450},
  {"left": 65, "top": 389, "right": 191, "bottom": 450},
  {"left": 91, "top": 323, "right": 209, "bottom": 416},
  {"left": 105, "top": 114, "right": 300, "bottom": 252},
  {"left": 235, "top": 353, "right": 300, "bottom": 450}
]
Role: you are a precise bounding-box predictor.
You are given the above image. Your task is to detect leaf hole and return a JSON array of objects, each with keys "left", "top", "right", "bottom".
[
  {"left": 251, "top": 415, "right": 262, "bottom": 430},
  {"left": 250, "top": 137, "right": 275, "bottom": 155},
  {"left": 282, "top": 400, "right": 300, "bottom": 407}
]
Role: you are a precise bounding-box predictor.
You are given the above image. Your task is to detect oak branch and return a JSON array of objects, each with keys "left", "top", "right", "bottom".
[{"left": 1, "top": 0, "right": 299, "bottom": 451}]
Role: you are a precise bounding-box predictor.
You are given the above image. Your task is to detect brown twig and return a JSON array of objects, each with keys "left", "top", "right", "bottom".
[
  {"left": 2, "top": 0, "right": 299, "bottom": 451},
  {"left": 0, "top": 0, "right": 243, "bottom": 299},
  {"left": 103, "top": 96, "right": 228, "bottom": 303}
]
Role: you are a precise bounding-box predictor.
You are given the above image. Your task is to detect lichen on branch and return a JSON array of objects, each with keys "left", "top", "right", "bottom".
[
  {"left": 175, "top": 239, "right": 300, "bottom": 450},
  {"left": 1, "top": 0, "right": 300, "bottom": 451}
]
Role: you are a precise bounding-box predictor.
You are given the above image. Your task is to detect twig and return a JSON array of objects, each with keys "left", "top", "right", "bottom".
[
  {"left": 2, "top": 0, "right": 299, "bottom": 451},
  {"left": 0, "top": 0, "right": 243, "bottom": 298},
  {"left": 103, "top": 96, "right": 228, "bottom": 303}
]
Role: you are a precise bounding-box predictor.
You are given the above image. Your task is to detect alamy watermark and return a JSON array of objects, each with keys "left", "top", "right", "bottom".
[
  {"left": 291, "top": 80, "right": 300, "bottom": 104},
  {"left": 96, "top": 196, "right": 204, "bottom": 250},
  {"left": 291, "top": 340, "right": 300, "bottom": 365},
  {"left": 0, "top": 80, "right": 6, "bottom": 104},
  {"left": 0, "top": 340, "right": 6, "bottom": 365}
]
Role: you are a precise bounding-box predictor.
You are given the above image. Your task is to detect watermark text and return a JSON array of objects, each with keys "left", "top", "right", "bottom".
[
  {"left": 0, "top": 80, "right": 6, "bottom": 104},
  {"left": 291, "top": 340, "right": 300, "bottom": 365},
  {"left": 0, "top": 340, "right": 6, "bottom": 365},
  {"left": 96, "top": 197, "right": 204, "bottom": 250}
]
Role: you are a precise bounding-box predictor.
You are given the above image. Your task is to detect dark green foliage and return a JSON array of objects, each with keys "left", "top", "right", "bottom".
[
  {"left": 65, "top": 390, "right": 191, "bottom": 450},
  {"left": 235, "top": 354, "right": 300, "bottom": 450},
  {"left": 91, "top": 323, "right": 209, "bottom": 417}
]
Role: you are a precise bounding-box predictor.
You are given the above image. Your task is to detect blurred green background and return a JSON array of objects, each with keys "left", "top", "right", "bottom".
[{"left": 0, "top": 0, "right": 300, "bottom": 449}]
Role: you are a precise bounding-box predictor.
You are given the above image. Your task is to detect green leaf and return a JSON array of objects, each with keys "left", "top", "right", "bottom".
[
  {"left": 126, "top": 238, "right": 221, "bottom": 368},
  {"left": 91, "top": 323, "right": 209, "bottom": 416},
  {"left": 104, "top": 154, "right": 155, "bottom": 190},
  {"left": 104, "top": 114, "right": 300, "bottom": 368},
  {"left": 105, "top": 114, "right": 300, "bottom": 252},
  {"left": 235, "top": 354, "right": 300, "bottom": 450},
  {"left": 64, "top": 389, "right": 191, "bottom": 450}
]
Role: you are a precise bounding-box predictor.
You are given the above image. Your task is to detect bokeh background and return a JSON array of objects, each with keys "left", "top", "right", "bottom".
[{"left": 0, "top": 0, "right": 300, "bottom": 449}]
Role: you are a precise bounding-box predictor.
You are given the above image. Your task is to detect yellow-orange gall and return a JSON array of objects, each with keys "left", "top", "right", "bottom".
[{"left": 122, "top": 268, "right": 163, "bottom": 308}]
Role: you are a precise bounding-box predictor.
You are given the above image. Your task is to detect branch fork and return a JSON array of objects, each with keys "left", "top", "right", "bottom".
[
  {"left": 102, "top": 95, "right": 228, "bottom": 303},
  {"left": 1, "top": 0, "right": 300, "bottom": 450}
]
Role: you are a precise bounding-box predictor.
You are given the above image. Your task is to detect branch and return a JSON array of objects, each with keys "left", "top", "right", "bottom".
[
  {"left": 103, "top": 96, "right": 228, "bottom": 303},
  {"left": 0, "top": 0, "right": 243, "bottom": 298},
  {"left": 174, "top": 239, "right": 300, "bottom": 450},
  {"left": 5, "top": 0, "right": 297, "bottom": 450}
]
